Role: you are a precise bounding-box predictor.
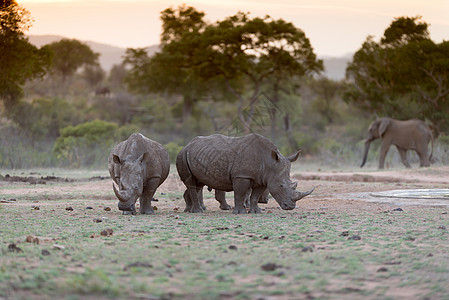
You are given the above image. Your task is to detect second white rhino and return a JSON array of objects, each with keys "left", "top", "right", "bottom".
[{"left": 176, "top": 133, "right": 314, "bottom": 214}]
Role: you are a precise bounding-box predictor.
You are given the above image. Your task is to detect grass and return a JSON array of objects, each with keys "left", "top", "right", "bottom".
[{"left": 0, "top": 170, "right": 448, "bottom": 299}]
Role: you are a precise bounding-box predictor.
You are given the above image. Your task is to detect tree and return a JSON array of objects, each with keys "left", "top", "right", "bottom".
[
  {"left": 126, "top": 7, "right": 322, "bottom": 131},
  {"left": 12, "top": 97, "right": 84, "bottom": 141},
  {"left": 0, "top": 0, "right": 51, "bottom": 109},
  {"left": 125, "top": 5, "right": 208, "bottom": 121},
  {"left": 48, "top": 39, "right": 99, "bottom": 84},
  {"left": 108, "top": 63, "right": 127, "bottom": 90},
  {"left": 345, "top": 16, "right": 449, "bottom": 133},
  {"left": 53, "top": 120, "right": 118, "bottom": 167},
  {"left": 83, "top": 64, "right": 105, "bottom": 89},
  {"left": 309, "top": 77, "right": 343, "bottom": 124},
  {"left": 197, "top": 12, "right": 323, "bottom": 133}
]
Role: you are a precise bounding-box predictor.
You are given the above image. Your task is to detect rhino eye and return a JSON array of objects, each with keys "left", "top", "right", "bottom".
[{"left": 280, "top": 184, "right": 284, "bottom": 188}]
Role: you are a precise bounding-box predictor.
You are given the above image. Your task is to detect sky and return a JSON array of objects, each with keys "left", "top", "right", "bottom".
[{"left": 20, "top": 0, "right": 449, "bottom": 57}]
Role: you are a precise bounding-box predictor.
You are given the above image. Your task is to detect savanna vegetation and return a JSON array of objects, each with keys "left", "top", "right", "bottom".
[{"left": 1, "top": 2, "right": 449, "bottom": 169}]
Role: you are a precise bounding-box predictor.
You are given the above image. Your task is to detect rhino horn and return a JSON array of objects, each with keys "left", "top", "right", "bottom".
[
  {"left": 291, "top": 181, "right": 298, "bottom": 189},
  {"left": 293, "top": 187, "right": 315, "bottom": 202},
  {"left": 113, "top": 183, "right": 126, "bottom": 202},
  {"left": 287, "top": 150, "right": 301, "bottom": 162}
]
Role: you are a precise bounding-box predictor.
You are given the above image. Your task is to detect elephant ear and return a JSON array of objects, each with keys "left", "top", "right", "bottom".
[{"left": 378, "top": 119, "right": 390, "bottom": 137}]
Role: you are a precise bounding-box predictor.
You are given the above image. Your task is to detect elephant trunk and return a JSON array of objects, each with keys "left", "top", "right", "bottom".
[{"left": 360, "top": 140, "right": 371, "bottom": 168}]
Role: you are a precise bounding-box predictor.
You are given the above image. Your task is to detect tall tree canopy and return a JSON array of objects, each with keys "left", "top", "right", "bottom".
[
  {"left": 0, "top": 0, "right": 51, "bottom": 109},
  {"left": 345, "top": 16, "right": 449, "bottom": 133},
  {"left": 125, "top": 4, "right": 208, "bottom": 120},
  {"left": 48, "top": 39, "right": 99, "bottom": 83},
  {"left": 125, "top": 5, "right": 322, "bottom": 130},
  {"left": 198, "top": 12, "right": 323, "bottom": 133}
]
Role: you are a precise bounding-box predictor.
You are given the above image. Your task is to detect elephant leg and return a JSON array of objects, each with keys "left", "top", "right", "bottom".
[
  {"left": 215, "top": 190, "right": 231, "bottom": 210},
  {"left": 416, "top": 143, "right": 430, "bottom": 167},
  {"left": 140, "top": 178, "right": 160, "bottom": 214},
  {"left": 396, "top": 147, "right": 411, "bottom": 169},
  {"left": 232, "top": 178, "right": 252, "bottom": 214},
  {"left": 248, "top": 187, "right": 265, "bottom": 214},
  {"left": 378, "top": 141, "right": 391, "bottom": 169}
]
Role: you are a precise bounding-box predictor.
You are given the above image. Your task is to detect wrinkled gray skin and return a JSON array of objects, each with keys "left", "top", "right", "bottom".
[
  {"left": 176, "top": 133, "right": 314, "bottom": 214},
  {"left": 108, "top": 133, "right": 170, "bottom": 215},
  {"left": 183, "top": 188, "right": 270, "bottom": 211},
  {"left": 361, "top": 118, "right": 433, "bottom": 169}
]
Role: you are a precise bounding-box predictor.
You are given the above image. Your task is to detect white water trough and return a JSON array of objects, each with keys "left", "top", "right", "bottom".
[{"left": 347, "top": 189, "right": 449, "bottom": 206}]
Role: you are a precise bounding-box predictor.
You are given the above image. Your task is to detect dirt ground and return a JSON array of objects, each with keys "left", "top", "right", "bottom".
[
  {"left": 1, "top": 166, "right": 448, "bottom": 299},
  {"left": 2, "top": 165, "right": 449, "bottom": 211}
]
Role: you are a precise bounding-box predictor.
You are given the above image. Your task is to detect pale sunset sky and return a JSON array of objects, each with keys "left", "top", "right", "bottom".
[{"left": 20, "top": 0, "right": 449, "bottom": 57}]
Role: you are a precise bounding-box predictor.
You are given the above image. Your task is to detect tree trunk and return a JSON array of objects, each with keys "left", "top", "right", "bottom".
[
  {"left": 182, "top": 95, "right": 193, "bottom": 121},
  {"left": 284, "top": 114, "right": 298, "bottom": 150}
]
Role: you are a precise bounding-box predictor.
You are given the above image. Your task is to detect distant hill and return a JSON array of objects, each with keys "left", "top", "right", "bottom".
[
  {"left": 28, "top": 35, "right": 351, "bottom": 78},
  {"left": 27, "top": 35, "right": 159, "bottom": 71}
]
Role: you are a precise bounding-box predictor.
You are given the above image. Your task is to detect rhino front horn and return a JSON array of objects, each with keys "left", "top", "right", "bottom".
[
  {"left": 293, "top": 187, "right": 315, "bottom": 202},
  {"left": 113, "top": 183, "right": 126, "bottom": 202}
]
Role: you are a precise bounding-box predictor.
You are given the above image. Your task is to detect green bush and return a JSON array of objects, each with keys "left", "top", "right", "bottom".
[
  {"left": 164, "top": 141, "right": 184, "bottom": 163},
  {"left": 53, "top": 120, "right": 119, "bottom": 168}
]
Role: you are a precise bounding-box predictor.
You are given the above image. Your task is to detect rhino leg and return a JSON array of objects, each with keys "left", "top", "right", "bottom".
[
  {"left": 232, "top": 178, "right": 251, "bottom": 214},
  {"left": 187, "top": 187, "right": 204, "bottom": 213},
  {"left": 140, "top": 178, "right": 159, "bottom": 214},
  {"left": 258, "top": 189, "right": 269, "bottom": 204},
  {"left": 243, "top": 189, "right": 251, "bottom": 208},
  {"left": 198, "top": 187, "right": 206, "bottom": 211},
  {"left": 183, "top": 189, "right": 206, "bottom": 212},
  {"left": 183, "top": 190, "right": 192, "bottom": 212},
  {"left": 215, "top": 190, "right": 231, "bottom": 210},
  {"left": 248, "top": 187, "right": 265, "bottom": 214}
]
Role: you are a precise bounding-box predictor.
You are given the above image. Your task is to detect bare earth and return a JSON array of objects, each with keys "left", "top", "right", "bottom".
[
  {"left": 1, "top": 165, "right": 448, "bottom": 299},
  {"left": 2, "top": 165, "right": 449, "bottom": 211}
]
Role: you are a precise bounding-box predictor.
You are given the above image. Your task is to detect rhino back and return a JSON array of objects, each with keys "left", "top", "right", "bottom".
[{"left": 185, "top": 134, "right": 276, "bottom": 189}]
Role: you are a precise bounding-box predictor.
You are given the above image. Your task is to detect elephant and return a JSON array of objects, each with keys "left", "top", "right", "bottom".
[
  {"left": 176, "top": 133, "right": 314, "bottom": 214},
  {"left": 360, "top": 118, "right": 433, "bottom": 169},
  {"left": 108, "top": 133, "right": 170, "bottom": 214}
]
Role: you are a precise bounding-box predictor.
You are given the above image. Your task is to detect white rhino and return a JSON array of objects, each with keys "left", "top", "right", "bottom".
[{"left": 108, "top": 133, "right": 170, "bottom": 215}]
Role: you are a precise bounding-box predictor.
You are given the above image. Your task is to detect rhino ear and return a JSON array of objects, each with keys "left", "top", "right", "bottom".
[
  {"left": 287, "top": 150, "right": 301, "bottom": 162},
  {"left": 271, "top": 150, "right": 280, "bottom": 161},
  {"left": 113, "top": 154, "right": 121, "bottom": 164},
  {"left": 139, "top": 152, "right": 149, "bottom": 164}
]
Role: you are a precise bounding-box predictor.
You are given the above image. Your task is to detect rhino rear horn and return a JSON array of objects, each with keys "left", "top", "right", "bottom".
[{"left": 287, "top": 150, "right": 301, "bottom": 162}]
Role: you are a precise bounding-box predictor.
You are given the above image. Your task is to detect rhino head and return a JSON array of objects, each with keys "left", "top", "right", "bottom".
[
  {"left": 267, "top": 150, "right": 314, "bottom": 210},
  {"left": 112, "top": 152, "right": 149, "bottom": 215}
]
